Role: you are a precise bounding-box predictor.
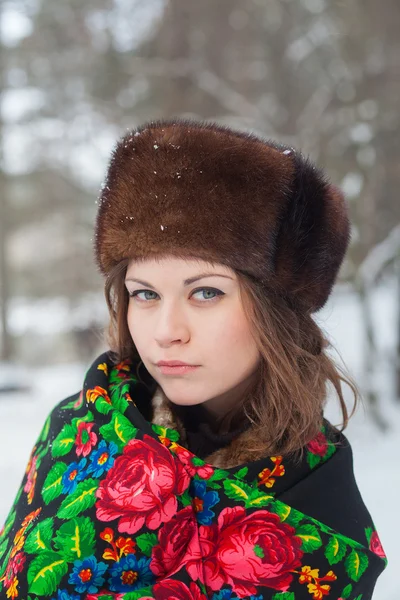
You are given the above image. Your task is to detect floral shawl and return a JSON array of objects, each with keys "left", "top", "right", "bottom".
[{"left": 0, "top": 351, "right": 388, "bottom": 600}]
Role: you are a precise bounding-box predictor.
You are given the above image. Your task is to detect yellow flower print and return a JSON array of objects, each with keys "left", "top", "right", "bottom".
[
  {"left": 296, "top": 565, "right": 337, "bottom": 598},
  {"left": 258, "top": 455, "right": 285, "bottom": 488},
  {"left": 299, "top": 565, "right": 320, "bottom": 584},
  {"left": 20, "top": 507, "right": 41, "bottom": 529},
  {"left": 97, "top": 362, "right": 108, "bottom": 376},
  {"left": 10, "top": 535, "right": 25, "bottom": 559},
  {"left": 307, "top": 582, "right": 332, "bottom": 599},
  {"left": 86, "top": 386, "right": 111, "bottom": 405},
  {"left": 5, "top": 576, "right": 18, "bottom": 599}
]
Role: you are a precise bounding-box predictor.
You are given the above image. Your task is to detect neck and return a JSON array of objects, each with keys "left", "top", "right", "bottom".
[{"left": 169, "top": 397, "right": 246, "bottom": 436}]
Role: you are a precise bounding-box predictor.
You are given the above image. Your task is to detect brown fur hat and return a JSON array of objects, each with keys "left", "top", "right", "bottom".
[{"left": 94, "top": 117, "right": 351, "bottom": 313}]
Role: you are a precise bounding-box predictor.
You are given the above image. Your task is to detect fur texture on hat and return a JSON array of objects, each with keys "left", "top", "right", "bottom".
[{"left": 94, "top": 117, "right": 351, "bottom": 313}]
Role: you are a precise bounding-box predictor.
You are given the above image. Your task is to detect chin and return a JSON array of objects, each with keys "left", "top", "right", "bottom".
[
  {"left": 169, "top": 397, "right": 206, "bottom": 406},
  {"left": 162, "top": 392, "right": 208, "bottom": 407},
  {"left": 157, "top": 379, "right": 216, "bottom": 407}
]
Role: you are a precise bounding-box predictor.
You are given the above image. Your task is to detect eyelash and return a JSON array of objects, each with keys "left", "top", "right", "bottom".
[{"left": 127, "top": 287, "right": 224, "bottom": 303}]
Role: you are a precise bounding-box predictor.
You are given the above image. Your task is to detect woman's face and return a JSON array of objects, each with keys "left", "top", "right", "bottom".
[{"left": 125, "top": 256, "right": 260, "bottom": 418}]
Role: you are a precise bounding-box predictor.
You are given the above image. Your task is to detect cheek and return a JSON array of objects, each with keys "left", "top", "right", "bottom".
[
  {"left": 126, "top": 305, "right": 144, "bottom": 343},
  {"left": 210, "top": 311, "right": 256, "bottom": 354}
]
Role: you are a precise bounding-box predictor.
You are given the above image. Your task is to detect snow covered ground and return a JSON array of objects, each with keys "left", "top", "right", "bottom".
[{"left": 0, "top": 281, "right": 398, "bottom": 599}]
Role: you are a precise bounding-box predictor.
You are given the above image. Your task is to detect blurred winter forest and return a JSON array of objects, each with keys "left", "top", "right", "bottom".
[
  {"left": 1, "top": 0, "right": 400, "bottom": 415},
  {"left": 0, "top": 1, "right": 399, "bottom": 597}
]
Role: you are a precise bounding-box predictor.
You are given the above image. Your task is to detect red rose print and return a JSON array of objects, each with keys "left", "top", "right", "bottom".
[
  {"left": 9, "top": 552, "right": 26, "bottom": 575},
  {"left": 306, "top": 432, "right": 328, "bottom": 457},
  {"left": 75, "top": 421, "right": 97, "bottom": 457},
  {"left": 24, "top": 454, "right": 38, "bottom": 503},
  {"left": 184, "top": 506, "right": 304, "bottom": 598},
  {"left": 150, "top": 506, "right": 202, "bottom": 579},
  {"left": 86, "top": 592, "right": 124, "bottom": 600},
  {"left": 96, "top": 434, "right": 191, "bottom": 534},
  {"left": 369, "top": 530, "right": 386, "bottom": 559},
  {"left": 153, "top": 578, "right": 208, "bottom": 600},
  {"left": 170, "top": 444, "right": 214, "bottom": 479},
  {"left": 74, "top": 390, "right": 84, "bottom": 408}
]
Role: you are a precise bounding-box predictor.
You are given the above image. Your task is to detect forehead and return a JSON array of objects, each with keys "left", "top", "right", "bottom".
[{"left": 126, "top": 255, "right": 234, "bottom": 275}]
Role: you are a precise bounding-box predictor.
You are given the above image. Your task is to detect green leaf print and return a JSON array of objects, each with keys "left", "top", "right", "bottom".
[
  {"left": 364, "top": 526, "right": 373, "bottom": 545},
  {"left": 296, "top": 524, "right": 322, "bottom": 552},
  {"left": 223, "top": 478, "right": 273, "bottom": 508},
  {"left": 271, "top": 502, "right": 303, "bottom": 529},
  {"left": 109, "top": 367, "right": 133, "bottom": 386},
  {"left": 324, "top": 441, "right": 337, "bottom": 462},
  {"left": 205, "top": 479, "right": 223, "bottom": 490},
  {"left": 179, "top": 488, "right": 193, "bottom": 508},
  {"left": 208, "top": 468, "right": 230, "bottom": 482},
  {"left": 0, "top": 508, "right": 16, "bottom": 542},
  {"left": 39, "top": 414, "right": 51, "bottom": 443},
  {"left": 52, "top": 423, "right": 77, "bottom": 457},
  {"left": 60, "top": 392, "right": 84, "bottom": 411},
  {"left": 344, "top": 548, "right": 369, "bottom": 582},
  {"left": 110, "top": 381, "right": 131, "bottom": 413},
  {"left": 11, "top": 486, "right": 23, "bottom": 511},
  {"left": 234, "top": 466, "right": 249, "bottom": 479},
  {"left": 0, "top": 545, "right": 13, "bottom": 580},
  {"left": 340, "top": 583, "right": 353, "bottom": 598},
  {"left": 246, "top": 490, "right": 274, "bottom": 508},
  {"left": 272, "top": 592, "right": 295, "bottom": 599},
  {"left": 42, "top": 462, "right": 68, "bottom": 504},
  {"left": 306, "top": 452, "right": 321, "bottom": 469},
  {"left": 36, "top": 441, "right": 51, "bottom": 462},
  {"left": 123, "top": 587, "right": 154, "bottom": 599},
  {"left": 53, "top": 516, "right": 96, "bottom": 561},
  {"left": 0, "top": 537, "right": 9, "bottom": 561},
  {"left": 71, "top": 410, "right": 94, "bottom": 430},
  {"left": 151, "top": 423, "right": 180, "bottom": 442},
  {"left": 57, "top": 478, "right": 99, "bottom": 519},
  {"left": 325, "top": 534, "right": 348, "bottom": 565},
  {"left": 223, "top": 478, "right": 254, "bottom": 502},
  {"left": 25, "top": 518, "right": 54, "bottom": 553},
  {"left": 99, "top": 412, "right": 138, "bottom": 451},
  {"left": 95, "top": 396, "right": 113, "bottom": 415},
  {"left": 135, "top": 532, "right": 158, "bottom": 557},
  {"left": 307, "top": 517, "right": 366, "bottom": 551},
  {"left": 27, "top": 551, "right": 68, "bottom": 596}
]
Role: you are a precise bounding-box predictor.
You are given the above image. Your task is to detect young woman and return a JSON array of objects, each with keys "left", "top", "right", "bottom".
[{"left": 0, "top": 118, "right": 388, "bottom": 600}]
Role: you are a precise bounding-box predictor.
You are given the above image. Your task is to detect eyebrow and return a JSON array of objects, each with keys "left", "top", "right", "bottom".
[{"left": 124, "top": 273, "right": 233, "bottom": 288}]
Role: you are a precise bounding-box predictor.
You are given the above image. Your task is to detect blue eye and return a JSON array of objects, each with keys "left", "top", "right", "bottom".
[
  {"left": 127, "top": 287, "right": 224, "bottom": 303},
  {"left": 192, "top": 287, "right": 223, "bottom": 301},
  {"left": 128, "top": 290, "right": 157, "bottom": 301}
]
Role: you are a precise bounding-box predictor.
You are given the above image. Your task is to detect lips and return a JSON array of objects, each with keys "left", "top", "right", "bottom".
[
  {"left": 157, "top": 364, "right": 199, "bottom": 375},
  {"left": 156, "top": 360, "right": 196, "bottom": 367}
]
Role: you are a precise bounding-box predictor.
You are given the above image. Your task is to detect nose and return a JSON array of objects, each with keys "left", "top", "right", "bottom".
[{"left": 154, "top": 302, "right": 190, "bottom": 346}]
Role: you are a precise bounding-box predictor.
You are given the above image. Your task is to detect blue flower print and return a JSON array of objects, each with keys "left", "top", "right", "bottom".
[
  {"left": 211, "top": 591, "right": 263, "bottom": 600},
  {"left": 109, "top": 553, "right": 155, "bottom": 592},
  {"left": 68, "top": 555, "right": 108, "bottom": 594},
  {"left": 190, "top": 479, "right": 220, "bottom": 524},
  {"left": 51, "top": 590, "right": 81, "bottom": 600},
  {"left": 211, "top": 591, "right": 236, "bottom": 600},
  {"left": 87, "top": 439, "right": 118, "bottom": 477},
  {"left": 61, "top": 458, "right": 87, "bottom": 494}
]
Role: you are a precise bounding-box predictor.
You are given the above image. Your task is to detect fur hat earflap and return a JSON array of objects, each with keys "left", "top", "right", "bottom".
[{"left": 94, "top": 117, "right": 351, "bottom": 313}]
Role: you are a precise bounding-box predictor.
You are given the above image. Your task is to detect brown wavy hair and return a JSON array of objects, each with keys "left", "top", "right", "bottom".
[{"left": 102, "top": 256, "right": 362, "bottom": 463}]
